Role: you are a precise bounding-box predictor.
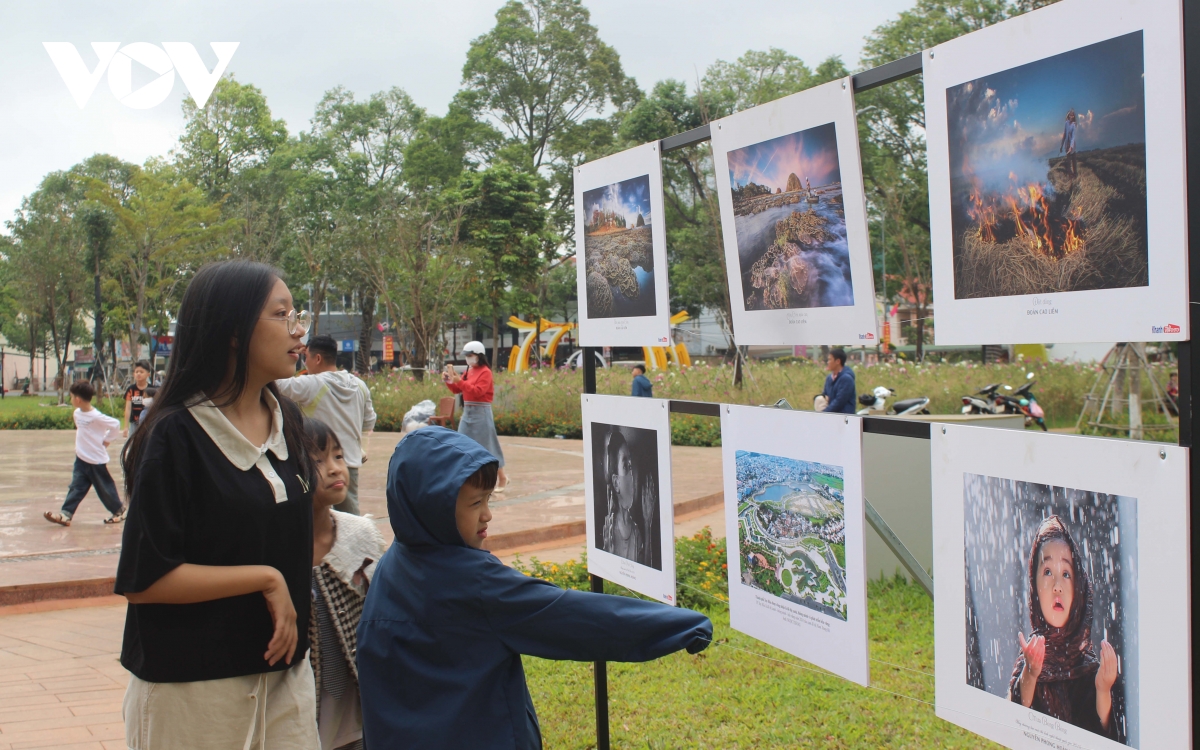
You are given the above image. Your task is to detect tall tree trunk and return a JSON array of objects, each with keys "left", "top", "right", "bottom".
[
  {"left": 357, "top": 293, "right": 376, "bottom": 374},
  {"left": 28, "top": 320, "right": 36, "bottom": 388},
  {"left": 93, "top": 256, "right": 103, "bottom": 386}
]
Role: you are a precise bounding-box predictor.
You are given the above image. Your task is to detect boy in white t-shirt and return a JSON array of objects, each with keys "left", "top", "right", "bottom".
[{"left": 44, "top": 380, "right": 126, "bottom": 527}]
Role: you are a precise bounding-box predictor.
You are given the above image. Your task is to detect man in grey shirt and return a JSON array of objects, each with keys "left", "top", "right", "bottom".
[{"left": 276, "top": 335, "right": 376, "bottom": 514}]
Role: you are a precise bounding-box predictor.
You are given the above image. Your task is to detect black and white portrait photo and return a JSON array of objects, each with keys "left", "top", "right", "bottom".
[{"left": 591, "top": 422, "right": 662, "bottom": 571}]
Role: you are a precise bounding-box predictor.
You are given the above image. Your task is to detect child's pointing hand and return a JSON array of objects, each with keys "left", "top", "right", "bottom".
[{"left": 1018, "top": 631, "right": 1046, "bottom": 680}]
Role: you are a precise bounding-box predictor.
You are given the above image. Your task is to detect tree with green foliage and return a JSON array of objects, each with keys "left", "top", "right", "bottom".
[
  {"left": 71, "top": 154, "right": 135, "bottom": 386},
  {"left": 309, "top": 85, "right": 424, "bottom": 370},
  {"left": 88, "top": 161, "right": 236, "bottom": 366},
  {"left": 6, "top": 171, "right": 94, "bottom": 400},
  {"left": 459, "top": 164, "right": 548, "bottom": 368},
  {"left": 176, "top": 76, "right": 293, "bottom": 263}
]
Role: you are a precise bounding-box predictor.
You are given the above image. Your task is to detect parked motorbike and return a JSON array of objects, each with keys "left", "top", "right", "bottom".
[
  {"left": 961, "top": 383, "right": 1003, "bottom": 415},
  {"left": 960, "top": 374, "right": 1047, "bottom": 429},
  {"left": 1003, "top": 374, "right": 1047, "bottom": 430},
  {"left": 857, "top": 386, "right": 931, "bottom": 416}
]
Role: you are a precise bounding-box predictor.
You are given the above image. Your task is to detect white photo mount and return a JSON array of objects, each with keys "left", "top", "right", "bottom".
[
  {"left": 582, "top": 394, "right": 676, "bottom": 604},
  {"left": 574, "top": 142, "right": 671, "bottom": 347},
  {"left": 925, "top": 0, "right": 1187, "bottom": 344},
  {"left": 710, "top": 77, "right": 878, "bottom": 346},
  {"left": 932, "top": 425, "right": 1189, "bottom": 749},
  {"left": 721, "top": 405, "right": 869, "bottom": 685}
]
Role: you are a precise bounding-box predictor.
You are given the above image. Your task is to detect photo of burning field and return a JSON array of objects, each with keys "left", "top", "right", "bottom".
[
  {"left": 582, "top": 174, "right": 657, "bottom": 319},
  {"left": 947, "top": 32, "right": 1147, "bottom": 299},
  {"left": 726, "top": 123, "right": 853, "bottom": 311}
]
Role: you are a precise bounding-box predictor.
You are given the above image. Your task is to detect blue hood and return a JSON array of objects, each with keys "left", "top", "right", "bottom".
[{"left": 386, "top": 427, "right": 498, "bottom": 547}]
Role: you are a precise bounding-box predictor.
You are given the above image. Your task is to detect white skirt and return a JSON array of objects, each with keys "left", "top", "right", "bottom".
[{"left": 123, "top": 657, "right": 318, "bottom": 750}]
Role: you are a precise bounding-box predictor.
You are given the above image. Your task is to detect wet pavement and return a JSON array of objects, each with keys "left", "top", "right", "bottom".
[{"left": 0, "top": 430, "right": 724, "bottom": 597}]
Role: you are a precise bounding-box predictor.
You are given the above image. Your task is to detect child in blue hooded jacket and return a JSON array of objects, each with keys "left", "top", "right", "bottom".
[{"left": 358, "top": 427, "right": 712, "bottom": 749}]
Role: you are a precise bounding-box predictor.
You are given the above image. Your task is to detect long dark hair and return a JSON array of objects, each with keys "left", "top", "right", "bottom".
[{"left": 121, "top": 261, "right": 312, "bottom": 497}]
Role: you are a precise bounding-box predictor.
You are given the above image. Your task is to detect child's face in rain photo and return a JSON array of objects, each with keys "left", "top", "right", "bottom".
[
  {"left": 612, "top": 444, "right": 635, "bottom": 513},
  {"left": 1037, "top": 539, "right": 1075, "bottom": 629}
]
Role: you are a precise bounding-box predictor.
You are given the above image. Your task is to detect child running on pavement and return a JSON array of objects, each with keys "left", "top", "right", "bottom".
[
  {"left": 358, "top": 427, "right": 712, "bottom": 749},
  {"left": 306, "top": 418, "right": 387, "bottom": 750},
  {"left": 44, "top": 380, "right": 125, "bottom": 526}
]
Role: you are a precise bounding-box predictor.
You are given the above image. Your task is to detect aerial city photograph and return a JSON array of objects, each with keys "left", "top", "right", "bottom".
[{"left": 736, "top": 451, "right": 848, "bottom": 620}]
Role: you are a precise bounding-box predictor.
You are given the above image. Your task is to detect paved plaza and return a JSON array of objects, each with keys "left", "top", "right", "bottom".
[
  {"left": 0, "top": 429, "right": 724, "bottom": 599},
  {"left": 0, "top": 428, "right": 725, "bottom": 748}
]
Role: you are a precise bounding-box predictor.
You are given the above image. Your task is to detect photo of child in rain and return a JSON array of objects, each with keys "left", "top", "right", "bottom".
[{"left": 963, "top": 475, "right": 1138, "bottom": 746}]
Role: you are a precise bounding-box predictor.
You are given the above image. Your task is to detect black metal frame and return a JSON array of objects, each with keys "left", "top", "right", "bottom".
[
  {"left": 1182, "top": 2, "right": 1198, "bottom": 746},
  {"left": 580, "top": 16, "right": 1199, "bottom": 742}
]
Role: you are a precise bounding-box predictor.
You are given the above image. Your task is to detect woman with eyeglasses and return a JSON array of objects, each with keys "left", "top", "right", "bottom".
[{"left": 116, "top": 261, "right": 320, "bottom": 748}]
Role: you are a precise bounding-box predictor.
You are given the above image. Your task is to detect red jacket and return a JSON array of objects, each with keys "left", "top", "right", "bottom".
[{"left": 446, "top": 365, "right": 494, "bottom": 403}]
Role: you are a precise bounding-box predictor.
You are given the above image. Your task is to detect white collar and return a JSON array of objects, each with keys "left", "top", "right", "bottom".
[{"left": 187, "top": 389, "right": 289, "bottom": 470}]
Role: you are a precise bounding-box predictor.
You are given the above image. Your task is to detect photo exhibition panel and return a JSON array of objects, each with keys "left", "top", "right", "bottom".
[
  {"left": 721, "top": 405, "right": 868, "bottom": 685},
  {"left": 575, "top": 142, "right": 671, "bottom": 347},
  {"left": 710, "top": 77, "right": 878, "bottom": 346},
  {"left": 582, "top": 394, "right": 676, "bottom": 604},
  {"left": 931, "top": 425, "right": 1188, "bottom": 749},
  {"left": 924, "top": 0, "right": 1187, "bottom": 344}
]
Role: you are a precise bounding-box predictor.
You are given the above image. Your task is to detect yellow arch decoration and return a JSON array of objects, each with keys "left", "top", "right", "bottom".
[
  {"left": 505, "top": 317, "right": 578, "bottom": 372},
  {"left": 505, "top": 311, "right": 690, "bottom": 372},
  {"left": 642, "top": 311, "right": 692, "bottom": 370}
]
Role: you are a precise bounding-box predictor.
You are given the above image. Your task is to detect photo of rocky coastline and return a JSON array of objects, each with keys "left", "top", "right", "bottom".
[
  {"left": 582, "top": 174, "right": 656, "bottom": 319},
  {"left": 726, "top": 122, "right": 854, "bottom": 311}
]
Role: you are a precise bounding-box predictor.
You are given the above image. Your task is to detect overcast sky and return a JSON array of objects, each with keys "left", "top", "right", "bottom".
[{"left": 0, "top": 0, "right": 913, "bottom": 226}]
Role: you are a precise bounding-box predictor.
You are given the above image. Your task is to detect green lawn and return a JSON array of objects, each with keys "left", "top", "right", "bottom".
[
  {"left": 522, "top": 575, "right": 1001, "bottom": 749},
  {"left": 0, "top": 394, "right": 122, "bottom": 427}
]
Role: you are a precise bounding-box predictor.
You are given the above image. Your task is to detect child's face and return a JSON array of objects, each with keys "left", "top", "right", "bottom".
[
  {"left": 1036, "top": 539, "right": 1075, "bottom": 629},
  {"left": 311, "top": 442, "right": 348, "bottom": 510},
  {"left": 455, "top": 482, "right": 493, "bottom": 548},
  {"left": 133, "top": 367, "right": 149, "bottom": 385},
  {"left": 611, "top": 444, "right": 635, "bottom": 512}
]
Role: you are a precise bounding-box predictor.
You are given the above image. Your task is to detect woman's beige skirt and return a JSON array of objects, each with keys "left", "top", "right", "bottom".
[{"left": 123, "top": 657, "right": 318, "bottom": 750}]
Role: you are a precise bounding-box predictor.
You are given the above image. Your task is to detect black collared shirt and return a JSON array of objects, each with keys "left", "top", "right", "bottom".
[{"left": 115, "top": 394, "right": 313, "bottom": 683}]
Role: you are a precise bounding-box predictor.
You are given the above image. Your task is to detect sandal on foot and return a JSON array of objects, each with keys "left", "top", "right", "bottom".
[
  {"left": 104, "top": 508, "right": 127, "bottom": 524},
  {"left": 44, "top": 511, "right": 71, "bottom": 527}
]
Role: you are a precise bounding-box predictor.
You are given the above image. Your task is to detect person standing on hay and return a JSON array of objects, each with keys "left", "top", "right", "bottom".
[{"left": 1060, "top": 109, "right": 1078, "bottom": 179}]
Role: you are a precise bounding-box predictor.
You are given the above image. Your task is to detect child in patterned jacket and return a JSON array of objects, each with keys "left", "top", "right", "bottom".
[{"left": 307, "top": 419, "right": 388, "bottom": 750}]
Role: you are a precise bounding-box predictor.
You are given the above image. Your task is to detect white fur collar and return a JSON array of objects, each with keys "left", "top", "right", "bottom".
[{"left": 321, "top": 510, "right": 388, "bottom": 591}]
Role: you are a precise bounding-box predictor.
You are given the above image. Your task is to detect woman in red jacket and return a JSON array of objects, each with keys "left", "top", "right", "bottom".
[{"left": 442, "top": 341, "right": 509, "bottom": 491}]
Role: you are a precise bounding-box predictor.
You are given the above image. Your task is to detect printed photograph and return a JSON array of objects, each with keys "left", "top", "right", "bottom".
[
  {"left": 964, "top": 474, "right": 1138, "bottom": 746},
  {"left": 582, "top": 175, "right": 656, "bottom": 319},
  {"left": 726, "top": 122, "right": 853, "bottom": 311},
  {"left": 591, "top": 422, "right": 662, "bottom": 570},
  {"left": 735, "top": 451, "right": 847, "bottom": 620},
  {"left": 947, "top": 32, "right": 1147, "bottom": 299}
]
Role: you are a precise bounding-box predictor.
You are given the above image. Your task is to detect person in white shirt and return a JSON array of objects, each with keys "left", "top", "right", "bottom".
[
  {"left": 44, "top": 380, "right": 125, "bottom": 526},
  {"left": 275, "top": 335, "right": 376, "bottom": 515}
]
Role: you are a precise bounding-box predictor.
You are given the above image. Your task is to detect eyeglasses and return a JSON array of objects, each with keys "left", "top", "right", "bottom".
[{"left": 262, "top": 309, "right": 311, "bottom": 336}]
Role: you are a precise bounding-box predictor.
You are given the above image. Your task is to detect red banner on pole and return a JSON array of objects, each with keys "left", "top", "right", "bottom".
[{"left": 383, "top": 336, "right": 394, "bottom": 363}]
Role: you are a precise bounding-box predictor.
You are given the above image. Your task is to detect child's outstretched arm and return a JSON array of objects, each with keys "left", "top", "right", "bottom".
[{"left": 482, "top": 564, "right": 712, "bottom": 663}]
